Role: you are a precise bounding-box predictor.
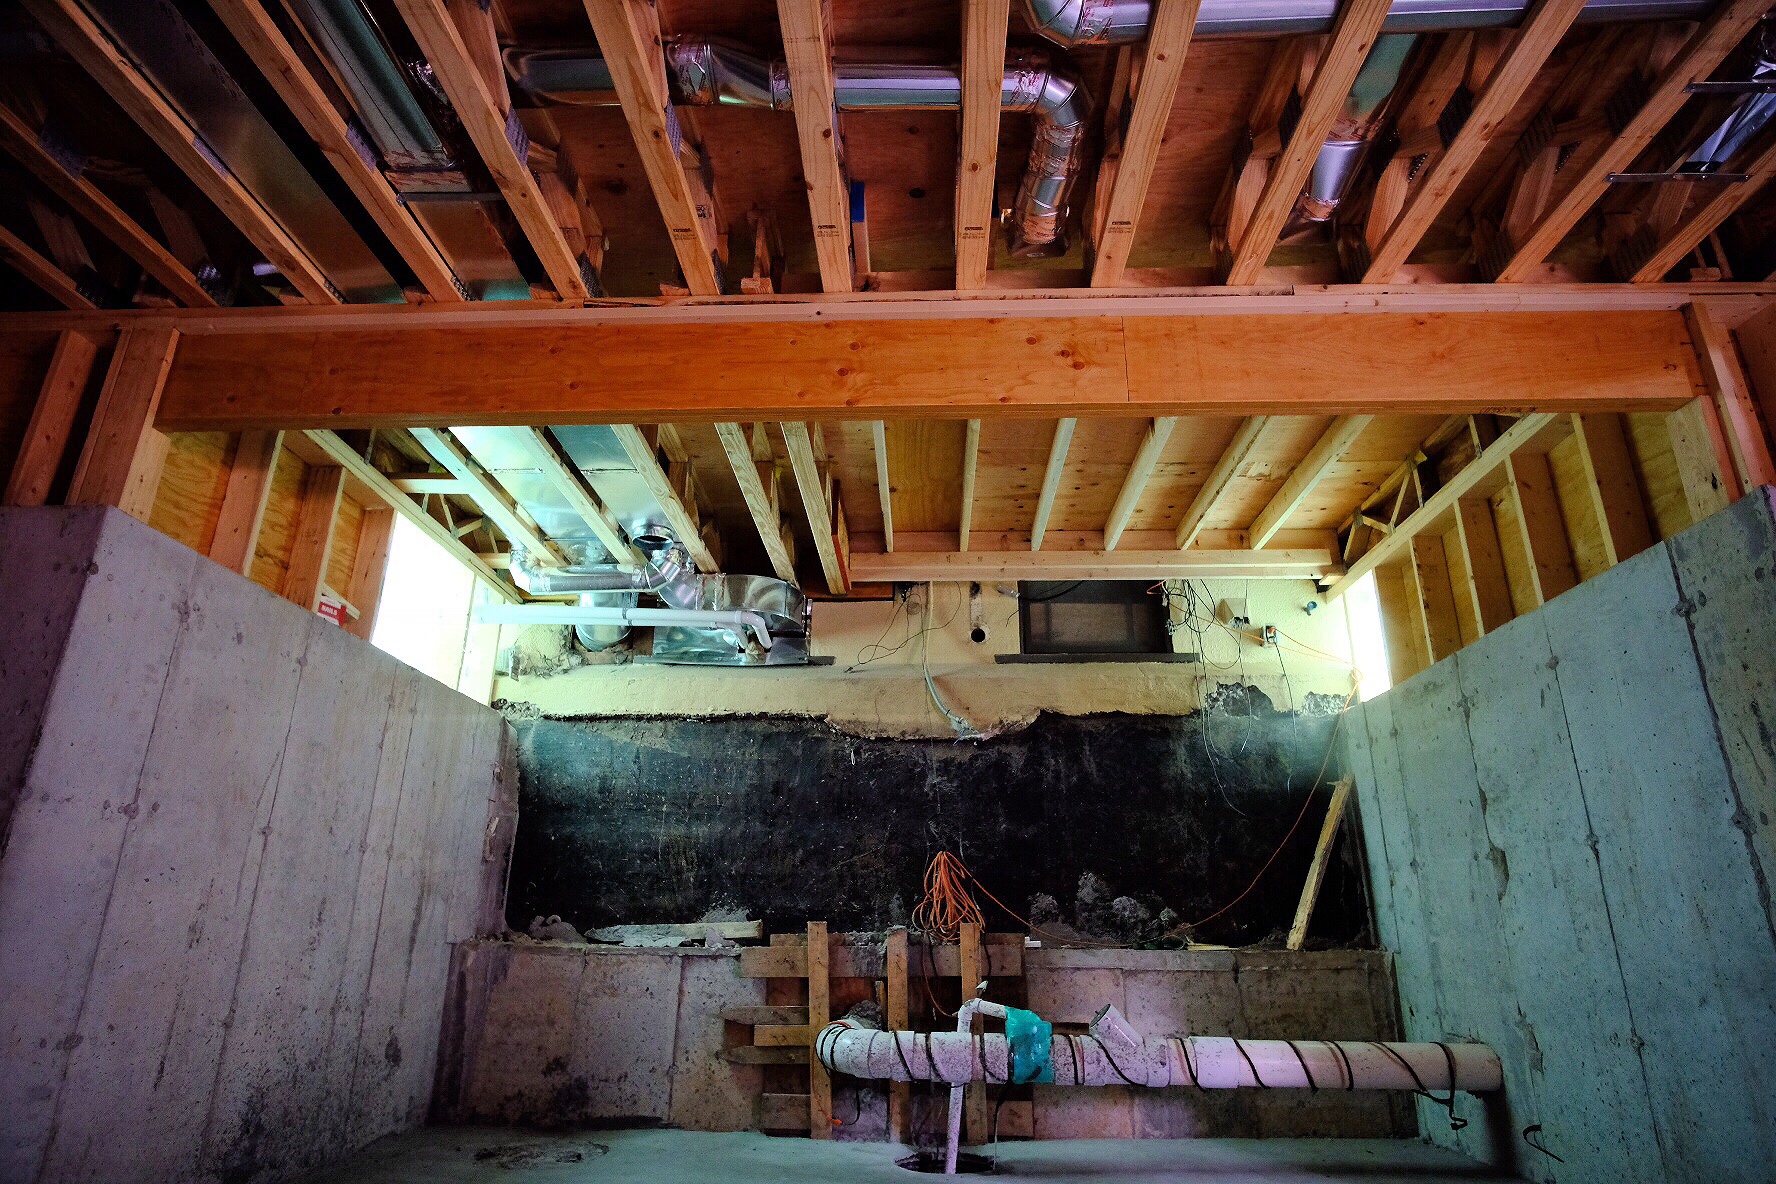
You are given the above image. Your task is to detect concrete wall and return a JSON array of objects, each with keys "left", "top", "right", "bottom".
[
  {"left": 435, "top": 940, "right": 1407, "bottom": 1142},
  {"left": 0, "top": 508, "right": 518, "bottom": 1184},
  {"left": 1344, "top": 488, "right": 1776, "bottom": 1183}
]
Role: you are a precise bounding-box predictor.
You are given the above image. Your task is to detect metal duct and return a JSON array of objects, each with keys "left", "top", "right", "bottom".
[
  {"left": 1298, "top": 34, "right": 1418, "bottom": 224},
  {"left": 509, "top": 43, "right": 1088, "bottom": 254},
  {"left": 1020, "top": 0, "right": 1715, "bottom": 45},
  {"left": 1685, "top": 32, "right": 1776, "bottom": 172}
]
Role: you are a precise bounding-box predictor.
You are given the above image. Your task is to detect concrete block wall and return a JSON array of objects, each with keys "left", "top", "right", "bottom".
[
  {"left": 1344, "top": 488, "right": 1776, "bottom": 1183},
  {"left": 0, "top": 508, "right": 518, "bottom": 1184}
]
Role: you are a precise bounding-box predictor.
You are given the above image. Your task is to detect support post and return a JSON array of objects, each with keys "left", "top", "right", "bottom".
[{"left": 68, "top": 327, "right": 178, "bottom": 522}]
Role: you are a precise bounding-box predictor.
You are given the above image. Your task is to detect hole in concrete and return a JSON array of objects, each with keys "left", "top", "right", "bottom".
[{"left": 897, "top": 1150, "right": 995, "bottom": 1173}]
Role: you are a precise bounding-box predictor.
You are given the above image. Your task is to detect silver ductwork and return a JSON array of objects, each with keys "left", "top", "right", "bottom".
[
  {"left": 508, "top": 42, "right": 1088, "bottom": 255},
  {"left": 1019, "top": 0, "right": 1715, "bottom": 45},
  {"left": 1685, "top": 30, "right": 1776, "bottom": 172},
  {"left": 1297, "top": 34, "right": 1418, "bottom": 225}
]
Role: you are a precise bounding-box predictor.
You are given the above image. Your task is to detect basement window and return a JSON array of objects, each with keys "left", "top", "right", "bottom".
[{"left": 1016, "top": 581, "right": 1172, "bottom": 657}]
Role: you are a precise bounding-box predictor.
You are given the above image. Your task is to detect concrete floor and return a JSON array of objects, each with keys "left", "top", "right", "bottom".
[{"left": 300, "top": 1129, "right": 1519, "bottom": 1182}]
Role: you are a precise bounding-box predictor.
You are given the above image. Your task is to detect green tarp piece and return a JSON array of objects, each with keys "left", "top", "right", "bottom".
[{"left": 1003, "top": 1006, "right": 1054, "bottom": 1085}]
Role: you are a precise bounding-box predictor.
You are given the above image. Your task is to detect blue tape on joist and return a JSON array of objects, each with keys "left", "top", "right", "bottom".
[{"left": 849, "top": 180, "right": 866, "bottom": 225}]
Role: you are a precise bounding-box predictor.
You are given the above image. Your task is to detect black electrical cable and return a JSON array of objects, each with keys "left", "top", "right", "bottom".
[
  {"left": 1328, "top": 1039, "right": 1357, "bottom": 1090},
  {"left": 1088, "top": 1035, "right": 1144, "bottom": 1088},
  {"left": 1284, "top": 1039, "right": 1319, "bottom": 1091},
  {"left": 1234, "top": 1038, "right": 1270, "bottom": 1088}
]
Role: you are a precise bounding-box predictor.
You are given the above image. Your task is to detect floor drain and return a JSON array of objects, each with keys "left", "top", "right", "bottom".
[{"left": 896, "top": 1151, "right": 996, "bottom": 1174}]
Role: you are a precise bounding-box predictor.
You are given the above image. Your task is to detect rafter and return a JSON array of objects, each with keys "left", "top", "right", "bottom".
[
  {"left": 208, "top": 0, "right": 465, "bottom": 302},
  {"left": 1250, "top": 415, "right": 1371, "bottom": 548},
  {"left": 1364, "top": 0, "right": 1588, "bottom": 282},
  {"left": 1030, "top": 418, "right": 1078, "bottom": 551},
  {"left": 0, "top": 223, "right": 94, "bottom": 311},
  {"left": 777, "top": 0, "right": 854, "bottom": 293},
  {"left": 583, "top": 0, "right": 725, "bottom": 295},
  {"left": 871, "top": 421, "right": 894, "bottom": 552},
  {"left": 1175, "top": 417, "right": 1270, "bottom": 550},
  {"left": 1090, "top": 0, "right": 1204, "bottom": 287},
  {"left": 956, "top": 0, "right": 1011, "bottom": 289},
  {"left": 393, "top": 0, "right": 586, "bottom": 301},
  {"left": 0, "top": 102, "right": 214, "bottom": 307},
  {"left": 409, "top": 427, "right": 566, "bottom": 565},
  {"left": 1225, "top": 0, "right": 1394, "bottom": 285},
  {"left": 21, "top": 0, "right": 337, "bottom": 304},
  {"left": 1103, "top": 417, "right": 1177, "bottom": 550},
  {"left": 1495, "top": 0, "right": 1772, "bottom": 283}
]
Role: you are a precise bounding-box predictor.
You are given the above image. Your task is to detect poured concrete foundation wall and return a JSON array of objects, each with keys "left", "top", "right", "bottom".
[
  {"left": 1344, "top": 489, "right": 1776, "bottom": 1183},
  {"left": 435, "top": 941, "right": 1408, "bottom": 1141},
  {"left": 0, "top": 508, "right": 518, "bottom": 1184}
]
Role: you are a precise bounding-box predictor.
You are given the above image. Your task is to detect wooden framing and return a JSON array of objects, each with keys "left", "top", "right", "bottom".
[
  {"left": 1363, "top": 0, "right": 1588, "bottom": 282},
  {"left": 344, "top": 507, "right": 395, "bottom": 640},
  {"left": 608, "top": 424, "right": 720, "bottom": 570},
  {"left": 1089, "top": 0, "right": 1204, "bottom": 287},
  {"left": 519, "top": 427, "right": 644, "bottom": 566},
  {"left": 582, "top": 0, "right": 724, "bottom": 296},
  {"left": 208, "top": 0, "right": 464, "bottom": 303},
  {"left": 4, "top": 329, "right": 102, "bottom": 506},
  {"left": 207, "top": 430, "right": 283, "bottom": 574},
  {"left": 68, "top": 327, "right": 179, "bottom": 521},
  {"left": 1176, "top": 416, "right": 1269, "bottom": 550},
  {"left": 1103, "top": 417, "right": 1177, "bottom": 550},
  {"left": 870, "top": 421, "right": 894, "bottom": 552},
  {"left": 1450, "top": 498, "right": 1514, "bottom": 638},
  {"left": 409, "top": 427, "right": 566, "bottom": 565},
  {"left": 0, "top": 224, "right": 95, "bottom": 311},
  {"left": 776, "top": 0, "right": 854, "bottom": 293},
  {"left": 959, "top": 419, "right": 981, "bottom": 551},
  {"left": 1491, "top": 450, "right": 1578, "bottom": 613},
  {"left": 0, "top": 101, "right": 214, "bottom": 307},
  {"left": 1633, "top": 134, "right": 1776, "bottom": 284},
  {"left": 782, "top": 422, "right": 848, "bottom": 593},
  {"left": 391, "top": 0, "right": 586, "bottom": 302},
  {"left": 1250, "top": 415, "right": 1370, "bottom": 548},
  {"left": 955, "top": 0, "right": 1011, "bottom": 289},
  {"left": 1029, "top": 418, "right": 1077, "bottom": 551},
  {"left": 850, "top": 540, "right": 1338, "bottom": 582},
  {"left": 715, "top": 422, "right": 798, "bottom": 582},
  {"left": 1568, "top": 414, "right": 1655, "bottom": 568},
  {"left": 806, "top": 922, "right": 831, "bottom": 1140},
  {"left": 1686, "top": 301, "right": 1776, "bottom": 492},
  {"left": 282, "top": 463, "right": 345, "bottom": 611},
  {"left": 21, "top": 0, "right": 338, "bottom": 304},
  {"left": 1495, "top": 0, "right": 1773, "bottom": 283},
  {"left": 1225, "top": 0, "right": 1395, "bottom": 284}
]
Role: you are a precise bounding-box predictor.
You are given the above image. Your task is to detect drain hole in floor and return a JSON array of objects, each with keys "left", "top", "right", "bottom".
[{"left": 896, "top": 1151, "right": 996, "bottom": 1174}]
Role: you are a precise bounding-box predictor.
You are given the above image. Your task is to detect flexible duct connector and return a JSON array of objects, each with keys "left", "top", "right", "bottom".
[{"left": 509, "top": 42, "right": 1089, "bottom": 254}]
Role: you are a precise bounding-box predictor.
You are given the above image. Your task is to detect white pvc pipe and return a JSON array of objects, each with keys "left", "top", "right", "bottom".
[
  {"left": 944, "top": 999, "right": 1007, "bottom": 1173},
  {"left": 473, "top": 603, "right": 775, "bottom": 650}
]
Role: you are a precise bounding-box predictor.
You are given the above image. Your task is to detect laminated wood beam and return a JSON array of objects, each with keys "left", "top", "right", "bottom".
[
  {"left": 583, "top": 0, "right": 724, "bottom": 295},
  {"left": 956, "top": 0, "right": 1011, "bottom": 289},
  {"left": 0, "top": 102, "right": 214, "bottom": 307},
  {"left": 1225, "top": 0, "right": 1394, "bottom": 285},
  {"left": 208, "top": 429, "right": 284, "bottom": 574},
  {"left": 1495, "top": 0, "right": 1773, "bottom": 283},
  {"left": 1175, "top": 416, "right": 1269, "bottom": 550},
  {"left": 776, "top": 0, "right": 854, "bottom": 293},
  {"left": 21, "top": 0, "right": 336, "bottom": 304},
  {"left": 1090, "top": 0, "right": 1203, "bottom": 287},
  {"left": 409, "top": 427, "right": 565, "bottom": 565},
  {"left": 393, "top": 0, "right": 585, "bottom": 301},
  {"left": 782, "top": 422, "right": 848, "bottom": 593},
  {"left": 68, "top": 327, "right": 178, "bottom": 521},
  {"left": 207, "top": 0, "right": 464, "bottom": 302},
  {"left": 1029, "top": 418, "right": 1077, "bottom": 551},
  {"left": 715, "top": 422, "right": 797, "bottom": 582},
  {"left": 282, "top": 463, "right": 345, "bottom": 611},
  {"left": 0, "top": 223, "right": 95, "bottom": 311},
  {"left": 1103, "top": 417, "right": 1177, "bottom": 550},
  {"left": 1249, "top": 415, "right": 1371, "bottom": 548},
  {"left": 960, "top": 420, "right": 981, "bottom": 550},
  {"left": 4, "top": 329, "right": 102, "bottom": 506},
  {"left": 1364, "top": 0, "right": 1588, "bottom": 282}
]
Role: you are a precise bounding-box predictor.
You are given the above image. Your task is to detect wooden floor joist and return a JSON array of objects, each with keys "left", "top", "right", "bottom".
[
  {"left": 67, "top": 327, "right": 179, "bottom": 521},
  {"left": 1103, "top": 417, "right": 1177, "bottom": 550},
  {"left": 955, "top": 0, "right": 1011, "bottom": 290},
  {"left": 777, "top": 0, "right": 854, "bottom": 293},
  {"left": 1176, "top": 417, "right": 1269, "bottom": 550},
  {"left": 715, "top": 423, "right": 798, "bottom": 583},
  {"left": 3, "top": 329, "right": 102, "bottom": 506},
  {"left": 1029, "top": 418, "right": 1077, "bottom": 551}
]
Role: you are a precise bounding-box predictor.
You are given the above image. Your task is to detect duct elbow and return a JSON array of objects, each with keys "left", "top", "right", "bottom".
[
  {"left": 1005, "top": 62, "right": 1090, "bottom": 257},
  {"left": 1020, "top": 0, "right": 1152, "bottom": 48}
]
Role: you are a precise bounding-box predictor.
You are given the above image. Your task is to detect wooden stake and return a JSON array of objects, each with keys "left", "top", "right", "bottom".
[
  {"left": 959, "top": 922, "right": 987, "bottom": 1144},
  {"left": 807, "top": 921, "right": 832, "bottom": 1140},
  {"left": 1287, "top": 776, "right": 1355, "bottom": 950},
  {"left": 886, "top": 927, "right": 910, "bottom": 1144}
]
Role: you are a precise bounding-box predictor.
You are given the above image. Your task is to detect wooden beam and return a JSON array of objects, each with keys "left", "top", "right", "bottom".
[
  {"left": 1104, "top": 417, "right": 1177, "bottom": 550},
  {"left": 0, "top": 223, "right": 95, "bottom": 311},
  {"left": 1409, "top": 534, "right": 1462, "bottom": 662},
  {"left": 1687, "top": 302, "right": 1776, "bottom": 492},
  {"left": 1030, "top": 418, "right": 1077, "bottom": 552},
  {"left": 1225, "top": 0, "right": 1395, "bottom": 285},
  {"left": 871, "top": 421, "right": 894, "bottom": 552},
  {"left": 4, "top": 329, "right": 102, "bottom": 506},
  {"left": 345, "top": 507, "right": 395, "bottom": 640},
  {"left": 1569, "top": 413, "right": 1655, "bottom": 566},
  {"left": 409, "top": 427, "right": 565, "bottom": 565},
  {"left": 782, "top": 422, "right": 848, "bottom": 593},
  {"left": 297, "top": 429, "right": 518, "bottom": 601},
  {"left": 208, "top": 429, "right": 283, "bottom": 574},
  {"left": 392, "top": 0, "right": 585, "bottom": 301},
  {"left": 1363, "top": 0, "right": 1589, "bottom": 282},
  {"left": 884, "top": 928, "right": 909, "bottom": 1143},
  {"left": 207, "top": 0, "right": 464, "bottom": 303},
  {"left": 1491, "top": 450, "right": 1577, "bottom": 612},
  {"left": 1090, "top": 0, "right": 1204, "bottom": 287},
  {"left": 960, "top": 419, "right": 981, "bottom": 550},
  {"left": 21, "top": 0, "right": 337, "bottom": 304},
  {"left": 1496, "top": 0, "right": 1773, "bottom": 283},
  {"left": 806, "top": 922, "right": 831, "bottom": 1140},
  {"left": 715, "top": 422, "right": 798, "bottom": 582},
  {"left": 154, "top": 311, "right": 1706, "bottom": 430},
  {"left": 956, "top": 0, "right": 1011, "bottom": 289},
  {"left": 1324, "top": 412, "right": 1566, "bottom": 599},
  {"left": 1250, "top": 415, "right": 1371, "bottom": 548},
  {"left": 582, "top": 0, "right": 724, "bottom": 295},
  {"left": 68, "top": 327, "right": 178, "bottom": 521},
  {"left": 959, "top": 921, "right": 988, "bottom": 1144},
  {"left": 850, "top": 544, "right": 1339, "bottom": 583},
  {"left": 282, "top": 463, "right": 344, "bottom": 611},
  {"left": 1633, "top": 134, "right": 1776, "bottom": 283},
  {"left": 520, "top": 427, "right": 644, "bottom": 566},
  {"left": 608, "top": 424, "right": 719, "bottom": 570},
  {"left": 391, "top": 475, "right": 468, "bottom": 496},
  {"left": 0, "top": 102, "right": 214, "bottom": 307},
  {"left": 776, "top": 0, "right": 853, "bottom": 293},
  {"left": 1175, "top": 417, "right": 1269, "bottom": 550},
  {"left": 1286, "top": 776, "right": 1354, "bottom": 951},
  {"left": 1451, "top": 498, "right": 1514, "bottom": 637}
]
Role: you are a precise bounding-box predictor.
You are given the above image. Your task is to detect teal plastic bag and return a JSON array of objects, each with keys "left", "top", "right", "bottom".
[{"left": 1002, "top": 1006, "right": 1054, "bottom": 1085}]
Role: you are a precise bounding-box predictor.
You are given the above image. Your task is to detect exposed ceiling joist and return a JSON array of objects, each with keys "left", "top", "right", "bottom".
[
  {"left": 1249, "top": 414, "right": 1371, "bottom": 548},
  {"left": 851, "top": 535, "right": 1340, "bottom": 582},
  {"left": 608, "top": 423, "right": 720, "bottom": 569},
  {"left": 1103, "top": 417, "right": 1178, "bottom": 550},
  {"left": 715, "top": 422, "right": 798, "bottom": 582},
  {"left": 1632, "top": 133, "right": 1776, "bottom": 283},
  {"left": 409, "top": 427, "right": 566, "bottom": 565},
  {"left": 960, "top": 419, "right": 981, "bottom": 551},
  {"left": 1174, "top": 416, "right": 1270, "bottom": 550},
  {"left": 777, "top": 0, "right": 854, "bottom": 294},
  {"left": 782, "top": 422, "right": 848, "bottom": 593},
  {"left": 519, "top": 427, "right": 644, "bottom": 566},
  {"left": 955, "top": 0, "right": 1011, "bottom": 290},
  {"left": 871, "top": 421, "right": 894, "bottom": 551},
  {"left": 1030, "top": 418, "right": 1078, "bottom": 551}
]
